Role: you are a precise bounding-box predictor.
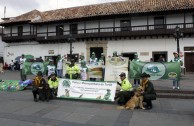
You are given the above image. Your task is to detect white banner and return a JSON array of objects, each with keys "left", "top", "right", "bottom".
[
  {"left": 104, "top": 57, "right": 129, "bottom": 82},
  {"left": 57, "top": 79, "right": 117, "bottom": 102}
]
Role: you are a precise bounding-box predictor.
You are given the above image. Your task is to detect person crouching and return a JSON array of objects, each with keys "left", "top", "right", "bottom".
[
  {"left": 48, "top": 73, "right": 59, "bottom": 98},
  {"left": 32, "top": 71, "right": 47, "bottom": 102}
]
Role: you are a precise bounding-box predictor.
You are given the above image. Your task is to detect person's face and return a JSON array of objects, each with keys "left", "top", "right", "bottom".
[
  {"left": 37, "top": 75, "right": 42, "bottom": 79},
  {"left": 174, "top": 53, "right": 178, "bottom": 58},
  {"left": 135, "top": 55, "right": 138, "bottom": 59},
  {"left": 21, "top": 55, "right": 24, "bottom": 58},
  {"left": 142, "top": 77, "right": 147, "bottom": 81},
  {"left": 120, "top": 76, "right": 125, "bottom": 81},
  {"left": 51, "top": 75, "right": 56, "bottom": 80}
]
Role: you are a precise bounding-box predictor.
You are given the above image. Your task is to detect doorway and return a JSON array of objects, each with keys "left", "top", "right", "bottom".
[
  {"left": 45, "top": 56, "right": 58, "bottom": 66},
  {"left": 122, "top": 52, "right": 136, "bottom": 61},
  {"left": 152, "top": 51, "right": 168, "bottom": 62},
  {"left": 185, "top": 52, "right": 194, "bottom": 72},
  {"left": 90, "top": 47, "right": 103, "bottom": 60}
]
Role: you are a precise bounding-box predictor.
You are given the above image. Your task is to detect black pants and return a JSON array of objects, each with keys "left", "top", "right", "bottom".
[
  {"left": 20, "top": 70, "right": 26, "bottom": 81},
  {"left": 32, "top": 88, "right": 39, "bottom": 99},
  {"left": 143, "top": 99, "right": 152, "bottom": 108},
  {"left": 134, "top": 79, "right": 140, "bottom": 85},
  {"left": 116, "top": 91, "right": 134, "bottom": 105}
]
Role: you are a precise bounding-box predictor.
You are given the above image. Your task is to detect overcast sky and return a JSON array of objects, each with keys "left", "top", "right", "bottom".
[{"left": 0, "top": 0, "right": 125, "bottom": 20}]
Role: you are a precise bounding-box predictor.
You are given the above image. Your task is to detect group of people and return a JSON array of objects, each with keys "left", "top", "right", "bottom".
[
  {"left": 116, "top": 72, "right": 156, "bottom": 110},
  {"left": 32, "top": 71, "right": 59, "bottom": 102},
  {"left": 133, "top": 52, "right": 183, "bottom": 90},
  {"left": 16, "top": 51, "right": 181, "bottom": 105}
]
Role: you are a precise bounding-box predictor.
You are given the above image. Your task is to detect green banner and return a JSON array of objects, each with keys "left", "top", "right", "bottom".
[
  {"left": 22, "top": 62, "right": 49, "bottom": 75},
  {"left": 0, "top": 80, "right": 23, "bottom": 91},
  {"left": 130, "top": 61, "right": 181, "bottom": 80}
]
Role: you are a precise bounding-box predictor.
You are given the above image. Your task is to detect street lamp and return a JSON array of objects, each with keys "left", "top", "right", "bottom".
[
  {"left": 67, "top": 34, "right": 76, "bottom": 60},
  {"left": 173, "top": 26, "right": 184, "bottom": 57}
]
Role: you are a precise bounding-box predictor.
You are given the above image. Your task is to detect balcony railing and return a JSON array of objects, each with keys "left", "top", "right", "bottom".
[{"left": 2, "top": 23, "right": 194, "bottom": 43}]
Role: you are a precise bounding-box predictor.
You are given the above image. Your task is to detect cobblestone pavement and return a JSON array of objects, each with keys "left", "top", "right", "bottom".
[{"left": 0, "top": 71, "right": 194, "bottom": 126}]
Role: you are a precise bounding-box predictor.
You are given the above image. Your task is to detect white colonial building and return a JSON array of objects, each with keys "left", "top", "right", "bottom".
[{"left": 0, "top": 0, "right": 194, "bottom": 72}]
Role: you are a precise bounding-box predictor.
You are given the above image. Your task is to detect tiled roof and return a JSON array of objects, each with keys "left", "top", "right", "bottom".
[{"left": 1, "top": 0, "right": 194, "bottom": 24}]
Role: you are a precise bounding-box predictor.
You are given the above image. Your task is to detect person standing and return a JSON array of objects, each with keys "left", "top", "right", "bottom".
[
  {"left": 157, "top": 55, "right": 165, "bottom": 62},
  {"left": 115, "top": 72, "right": 133, "bottom": 106},
  {"left": 89, "top": 52, "right": 98, "bottom": 81},
  {"left": 56, "top": 55, "right": 63, "bottom": 78},
  {"left": 66, "top": 59, "right": 80, "bottom": 79},
  {"left": 20, "top": 54, "right": 26, "bottom": 81},
  {"left": 171, "top": 52, "right": 183, "bottom": 90},
  {"left": 80, "top": 61, "right": 89, "bottom": 80},
  {"left": 47, "top": 59, "right": 56, "bottom": 79},
  {"left": 140, "top": 72, "right": 156, "bottom": 110},
  {"left": 132, "top": 53, "right": 140, "bottom": 86},
  {"left": 10, "top": 60, "right": 14, "bottom": 71},
  {"left": 99, "top": 53, "right": 105, "bottom": 81}
]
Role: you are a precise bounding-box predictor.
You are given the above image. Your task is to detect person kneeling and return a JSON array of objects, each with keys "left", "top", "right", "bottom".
[
  {"left": 48, "top": 73, "right": 59, "bottom": 98},
  {"left": 115, "top": 72, "right": 134, "bottom": 106},
  {"left": 32, "top": 71, "right": 48, "bottom": 102},
  {"left": 140, "top": 72, "right": 156, "bottom": 110}
]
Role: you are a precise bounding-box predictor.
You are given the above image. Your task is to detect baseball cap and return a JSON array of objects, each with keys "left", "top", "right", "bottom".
[{"left": 119, "top": 72, "right": 126, "bottom": 77}]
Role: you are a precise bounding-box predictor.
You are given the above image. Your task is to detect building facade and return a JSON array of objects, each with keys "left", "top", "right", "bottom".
[{"left": 1, "top": 0, "right": 194, "bottom": 72}]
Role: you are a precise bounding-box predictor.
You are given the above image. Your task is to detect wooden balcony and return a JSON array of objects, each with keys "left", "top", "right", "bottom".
[
  {"left": 2, "top": 32, "right": 36, "bottom": 43},
  {"left": 2, "top": 23, "right": 194, "bottom": 43}
]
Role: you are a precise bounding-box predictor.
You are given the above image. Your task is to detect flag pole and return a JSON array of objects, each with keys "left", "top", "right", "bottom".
[{"left": 4, "top": 6, "right": 6, "bottom": 18}]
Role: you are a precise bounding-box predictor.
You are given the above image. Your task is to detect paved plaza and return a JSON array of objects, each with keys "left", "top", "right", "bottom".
[{"left": 0, "top": 71, "right": 194, "bottom": 126}]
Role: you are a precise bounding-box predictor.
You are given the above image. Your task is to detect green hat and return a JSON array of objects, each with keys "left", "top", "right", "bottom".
[
  {"left": 134, "top": 53, "right": 138, "bottom": 56},
  {"left": 101, "top": 53, "right": 104, "bottom": 55},
  {"left": 92, "top": 52, "right": 95, "bottom": 55}
]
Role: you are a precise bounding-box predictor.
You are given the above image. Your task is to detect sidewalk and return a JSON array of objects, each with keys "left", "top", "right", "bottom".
[
  {"left": 1, "top": 70, "right": 194, "bottom": 91},
  {"left": 0, "top": 71, "right": 193, "bottom": 125}
]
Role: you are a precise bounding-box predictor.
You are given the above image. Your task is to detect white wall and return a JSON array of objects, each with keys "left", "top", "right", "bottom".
[
  {"left": 107, "top": 37, "right": 193, "bottom": 64},
  {"left": 4, "top": 41, "right": 86, "bottom": 64},
  {"left": 0, "top": 35, "right": 4, "bottom": 57}
]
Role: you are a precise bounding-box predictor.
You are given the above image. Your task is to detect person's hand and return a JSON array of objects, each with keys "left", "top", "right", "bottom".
[
  {"left": 117, "top": 82, "right": 121, "bottom": 86},
  {"left": 39, "top": 87, "right": 43, "bottom": 89}
]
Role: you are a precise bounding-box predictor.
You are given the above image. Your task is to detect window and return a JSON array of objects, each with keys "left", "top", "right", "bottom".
[
  {"left": 120, "top": 20, "right": 131, "bottom": 31},
  {"left": 18, "top": 26, "right": 23, "bottom": 36},
  {"left": 154, "top": 17, "right": 165, "bottom": 29},
  {"left": 56, "top": 25, "right": 63, "bottom": 36},
  {"left": 70, "top": 24, "right": 78, "bottom": 35}
]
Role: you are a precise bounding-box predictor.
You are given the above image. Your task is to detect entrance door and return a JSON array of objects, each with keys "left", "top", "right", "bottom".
[
  {"left": 185, "top": 52, "right": 194, "bottom": 72},
  {"left": 152, "top": 51, "right": 167, "bottom": 62},
  {"left": 122, "top": 52, "right": 136, "bottom": 61},
  {"left": 90, "top": 47, "right": 103, "bottom": 60}
]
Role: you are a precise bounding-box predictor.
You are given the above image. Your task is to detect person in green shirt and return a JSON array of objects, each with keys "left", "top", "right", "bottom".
[
  {"left": 115, "top": 72, "right": 134, "bottom": 106},
  {"left": 171, "top": 52, "right": 183, "bottom": 90},
  {"left": 132, "top": 53, "right": 141, "bottom": 86}
]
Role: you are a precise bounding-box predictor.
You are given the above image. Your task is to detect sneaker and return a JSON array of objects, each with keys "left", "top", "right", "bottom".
[
  {"left": 177, "top": 87, "right": 180, "bottom": 90},
  {"left": 172, "top": 86, "right": 175, "bottom": 89}
]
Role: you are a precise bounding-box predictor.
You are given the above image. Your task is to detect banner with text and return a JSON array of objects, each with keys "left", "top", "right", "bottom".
[
  {"left": 87, "top": 63, "right": 102, "bottom": 79},
  {"left": 104, "top": 57, "right": 129, "bottom": 82},
  {"left": 22, "top": 62, "right": 49, "bottom": 75},
  {"left": 57, "top": 79, "right": 117, "bottom": 102},
  {"left": 130, "top": 61, "right": 181, "bottom": 80}
]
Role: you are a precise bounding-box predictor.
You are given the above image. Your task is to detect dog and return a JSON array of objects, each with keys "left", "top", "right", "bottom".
[
  {"left": 65, "top": 89, "right": 70, "bottom": 97},
  {"left": 41, "top": 84, "right": 51, "bottom": 102},
  {"left": 118, "top": 86, "right": 145, "bottom": 110}
]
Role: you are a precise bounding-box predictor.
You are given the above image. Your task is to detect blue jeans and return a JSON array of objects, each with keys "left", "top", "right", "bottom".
[
  {"left": 57, "top": 69, "right": 63, "bottom": 78},
  {"left": 173, "top": 79, "right": 179, "bottom": 88}
]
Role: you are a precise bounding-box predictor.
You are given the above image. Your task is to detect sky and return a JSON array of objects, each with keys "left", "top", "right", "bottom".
[{"left": 0, "top": 0, "right": 125, "bottom": 20}]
